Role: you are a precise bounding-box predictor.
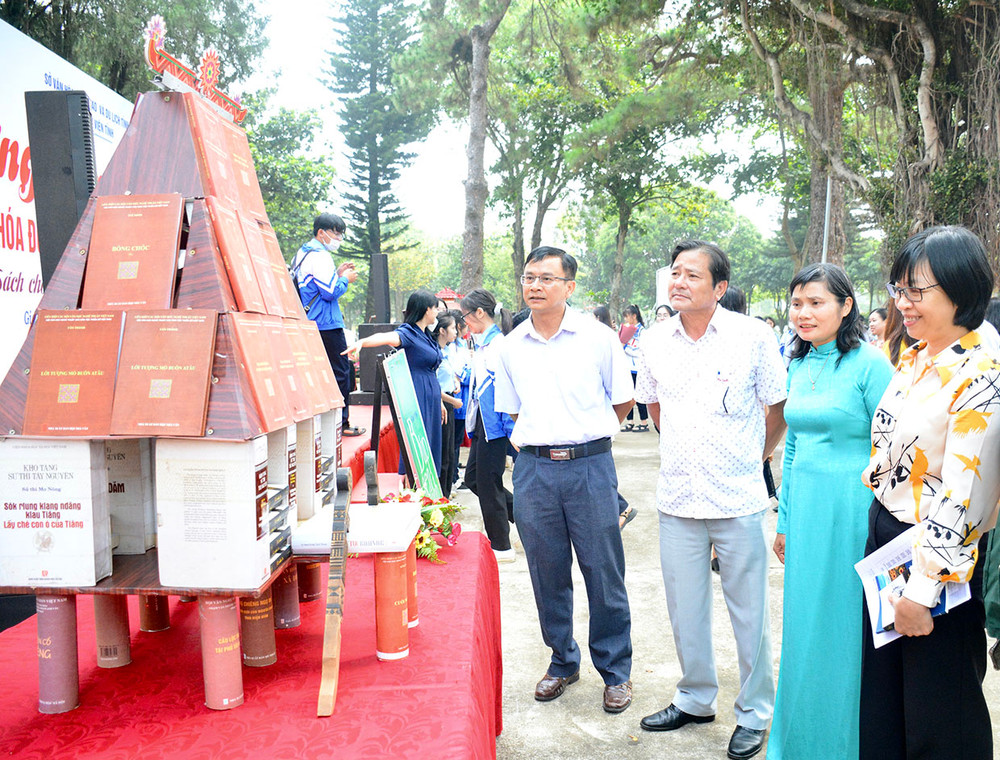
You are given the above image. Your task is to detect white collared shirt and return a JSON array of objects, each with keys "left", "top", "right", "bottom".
[
  {"left": 494, "top": 307, "right": 634, "bottom": 446},
  {"left": 635, "top": 306, "right": 787, "bottom": 519}
]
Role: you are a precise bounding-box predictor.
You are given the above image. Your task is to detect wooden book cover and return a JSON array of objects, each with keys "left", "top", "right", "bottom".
[
  {"left": 229, "top": 312, "right": 294, "bottom": 432},
  {"left": 220, "top": 117, "right": 268, "bottom": 220},
  {"left": 284, "top": 319, "right": 330, "bottom": 415},
  {"left": 110, "top": 310, "right": 218, "bottom": 436},
  {"left": 80, "top": 194, "right": 184, "bottom": 310},
  {"left": 240, "top": 214, "right": 283, "bottom": 317},
  {"left": 184, "top": 93, "right": 242, "bottom": 212},
  {"left": 174, "top": 199, "right": 239, "bottom": 312},
  {"left": 301, "top": 320, "right": 345, "bottom": 410},
  {"left": 258, "top": 222, "right": 307, "bottom": 319},
  {"left": 261, "top": 316, "right": 311, "bottom": 422},
  {"left": 206, "top": 196, "right": 267, "bottom": 314},
  {"left": 23, "top": 310, "right": 123, "bottom": 436}
]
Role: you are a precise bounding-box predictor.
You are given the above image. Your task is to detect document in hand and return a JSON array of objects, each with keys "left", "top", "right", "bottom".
[{"left": 854, "top": 523, "right": 971, "bottom": 648}]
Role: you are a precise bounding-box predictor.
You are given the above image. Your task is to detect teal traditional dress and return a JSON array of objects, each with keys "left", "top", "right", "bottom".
[{"left": 767, "top": 340, "right": 893, "bottom": 760}]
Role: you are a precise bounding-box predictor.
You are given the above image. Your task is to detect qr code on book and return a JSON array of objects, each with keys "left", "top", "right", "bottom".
[
  {"left": 117, "top": 261, "right": 140, "bottom": 280},
  {"left": 148, "top": 379, "right": 172, "bottom": 399},
  {"left": 57, "top": 384, "right": 80, "bottom": 403}
]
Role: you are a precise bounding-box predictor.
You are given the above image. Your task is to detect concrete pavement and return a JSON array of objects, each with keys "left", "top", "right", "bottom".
[{"left": 449, "top": 428, "right": 1000, "bottom": 759}]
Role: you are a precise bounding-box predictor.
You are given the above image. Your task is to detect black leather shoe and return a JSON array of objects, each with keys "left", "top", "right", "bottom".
[
  {"left": 727, "top": 726, "right": 766, "bottom": 759},
  {"left": 639, "top": 703, "right": 715, "bottom": 732}
]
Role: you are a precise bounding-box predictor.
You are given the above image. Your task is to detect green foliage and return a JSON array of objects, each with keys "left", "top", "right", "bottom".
[
  {"left": 241, "top": 91, "right": 337, "bottom": 263},
  {"left": 327, "top": 0, "right": 434, "bottom": 261},
  {"left": 2, "top": 0, "right": 267, "bottom": 100}
]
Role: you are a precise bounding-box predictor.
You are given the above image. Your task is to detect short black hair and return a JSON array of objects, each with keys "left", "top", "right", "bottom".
[
  {"left": 670, "top": 240, "right": 730, "bottom": 286},
  {"left": 622, "top": 304, "right": 645, "bottom": 326},
  {"left": 402, "top": 289, "right": 438, "bottom": 326},
  {"left": 787, "top": 263, "right": 865, "bottom": 365},
  {"left": 593, "top": 305, "right": 613, "bottom": 329},
  {"left": 313, "top": 213, "right": 346, "bottom": 236},
  {"left": 718, "top": 286, "right": 746, "bottom": 315},
  {"left": 890, "top": 225, "right": 994, "bottom": 330},
  {"left": 524, "top": 246, "right": 577, "bottom": 280},
  {"left": 870, "top": 308, "right": 887, "bottom": 320},
  {"left": 432, "top": 311, "right": 456, "bottom": 342}
]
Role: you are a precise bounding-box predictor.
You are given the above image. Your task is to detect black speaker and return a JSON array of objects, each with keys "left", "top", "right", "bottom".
[
  {"left": 24, "top": 90, "right": 96, "bottom": 288},
  {"left": 370, "top": 253, "right": 391, "bottom": 323},
  {"left": 357, "top": 322, "right": 400, "bottom": 393}
]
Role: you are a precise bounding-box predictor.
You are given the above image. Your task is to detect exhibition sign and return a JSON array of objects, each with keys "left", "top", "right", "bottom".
[{"left": 0, "top": 20, "right": 132, "bottom": 378}]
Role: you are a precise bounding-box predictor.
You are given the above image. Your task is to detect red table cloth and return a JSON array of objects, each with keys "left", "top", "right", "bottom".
[{"left": 0, "top": 533, "right": 502, "bottom": 759}]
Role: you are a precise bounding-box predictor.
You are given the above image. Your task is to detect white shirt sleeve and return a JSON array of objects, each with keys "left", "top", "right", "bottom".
[
  {"left": 753, "top": 323, "right": 788, "bottom": 406},
  {"left": 605, "top": 329, "right": 635, "bottom": 405},
  {"left": 493, "top": 341, "right": 521, "bottom": 415}
]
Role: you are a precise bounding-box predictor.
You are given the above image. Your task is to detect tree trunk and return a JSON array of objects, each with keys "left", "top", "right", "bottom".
[
  {"left": 459, "top": 26, "right": 491, "bottom": 294},
  {"left": 510, "top": 187, "right": 526, "bottom": 309},
  {"left": 365, "top": 131, "right": 381, "bottom": 323},
  {"left": 459, "top": 1, "right": 511, "bottom": 294},
  {"left": 609, "top": 205, "right": 630, "bottom": 316}
]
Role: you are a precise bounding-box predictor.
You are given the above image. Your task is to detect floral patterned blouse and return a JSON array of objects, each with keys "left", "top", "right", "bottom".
[{"left": 863, "top": 330, "right": 1000, "bottom": 607}]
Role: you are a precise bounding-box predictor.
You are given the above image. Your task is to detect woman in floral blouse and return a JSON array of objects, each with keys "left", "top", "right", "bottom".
[{"left": 860, "top": 226, "right": 1000, "bottom": 759}]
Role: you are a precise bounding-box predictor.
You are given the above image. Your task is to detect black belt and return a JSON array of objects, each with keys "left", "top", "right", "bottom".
[{"left": 520, "top": 437, "right": 611, "bottom": 461}]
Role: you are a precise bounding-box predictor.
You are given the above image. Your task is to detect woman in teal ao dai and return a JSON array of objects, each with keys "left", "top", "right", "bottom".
[{"left": 767, "top": 264, "right": 893, "bottom": 759}]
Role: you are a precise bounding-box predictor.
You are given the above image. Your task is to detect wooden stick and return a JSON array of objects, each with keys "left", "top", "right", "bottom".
[{"left": 317, "top": 467, "right": 351, "bottom": 716}]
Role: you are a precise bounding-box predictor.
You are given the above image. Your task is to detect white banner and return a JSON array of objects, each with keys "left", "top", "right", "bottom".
[{"left": 0, "top": 20, "right": 133, "bottom": 379}]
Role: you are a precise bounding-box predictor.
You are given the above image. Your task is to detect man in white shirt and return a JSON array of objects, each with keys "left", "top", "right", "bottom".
[
  {"left": 634, "top": 240, "right": 787, "bottom": 760},
  {"left": 494, "top": 246, "right": 636, "bottom": 714}
]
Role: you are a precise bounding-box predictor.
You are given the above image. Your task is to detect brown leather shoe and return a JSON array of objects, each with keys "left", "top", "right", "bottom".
[
  {"left": 534, "top": 671, "right": 580, "bottom": 701},
  {"left": 603, "top": 680, "right": 632, "bottom": 713}
]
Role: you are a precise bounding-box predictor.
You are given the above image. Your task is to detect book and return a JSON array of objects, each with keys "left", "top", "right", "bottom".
[
  {"left": 105, "top": 439, "right": 156, "bottom": 554},
  {"left": 228, "top": 312, "right": 294, "bottom": 432},
  {"left": 155, "top": 435, "right": 272, "bottom": 590},
  {"left": 263, "top": 316, "right": 312, "bottom": 422},
  {"left": 855, "top": 523, "right": 972, "bottom": 648},
  {"left": 80, "top": 194, "right": 184, "bottom": 310},
  {"left": 300, "top": 319, "right": 345, "bottom": 410},
  {"left": 23, "top": 310, "right": 123, "bottom": 437},
  {"left": 219, "top": 117, "right": 268, "bottom": 220},
  {"left": 205, "top": 196, "right": 267, "bottom": 315},
  {"left": 0, "top": 438, "right": 112, "bottom": 587},
  {"left": 283, "top": 319, "right": 329, "bottom": 416},
  {"left": 258, "top": 222, "right": 307, "bottom": 319},
  {"left": 109, "top": 310, "right": 218, "bottom": 436},
  {"left": 184, "top": 93, "right": 242, "bottom": 212},
  {"left": 240, "top": 213, "right": 284, "bottom": 317}
]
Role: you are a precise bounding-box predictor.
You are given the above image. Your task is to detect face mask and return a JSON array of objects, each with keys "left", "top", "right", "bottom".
[{"left": 321, "top": 235, "right": 341, "bottom": 253}]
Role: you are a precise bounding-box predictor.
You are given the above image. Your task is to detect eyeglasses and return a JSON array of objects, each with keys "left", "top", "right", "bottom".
[
  {"left": 886, "top": 282, "right": 941, "bottom": 302},
  {"left": 520, "top": 274, "right": 573, "bottom": 286}
]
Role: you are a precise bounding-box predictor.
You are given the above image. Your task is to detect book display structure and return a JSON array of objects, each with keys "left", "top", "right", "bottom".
[{"left": 0, "top": 88, "right": 345, "bottom": 713}]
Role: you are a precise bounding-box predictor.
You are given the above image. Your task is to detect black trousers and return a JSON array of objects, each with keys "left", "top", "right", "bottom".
[
  {"left": 465, "top": 416, "right": 513, "bottom": 551},
  {"left": 859, "top": 499, "right": 992, "bottom": 760},
  {"left": 320, "top": 327, "right": 351, "bottom": 427},
  {"left": 626, "top": 372, "right": 647, "bottom": 422},
  {"left": 439, "top": 402, "right": 456, "bottom": 498}
]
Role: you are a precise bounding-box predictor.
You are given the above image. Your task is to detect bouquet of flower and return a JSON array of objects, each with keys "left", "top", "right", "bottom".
[{"left": 382, "top": 489, "right": 465, "bottom": 563}]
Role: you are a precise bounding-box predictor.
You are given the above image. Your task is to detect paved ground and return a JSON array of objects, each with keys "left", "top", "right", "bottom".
[{"left": 450, "top": 428, "right": 1000, "bottom": 759}]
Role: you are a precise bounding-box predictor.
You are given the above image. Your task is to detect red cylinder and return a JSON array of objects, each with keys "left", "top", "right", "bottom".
[
  {"left": 272, "top": 565, "right": 301, "bottom": 629},
  {"left": 406, "top": 539, "right": 419, "bottom": 628},
  {"left": 138, "top": 594, "right": 170, "bottom": 632},
  {"left": 239, "top": 590, "right": 277, "bottom": 667},
  {"left": 36, "top": 595, "right": 79, "bottom": 714},
  {"left": 94, "top": 595, "right": 131, "bottom": 668},
  {"left": 298, "top": 561, "right": 324, "bottom": 602},
  {"left": 198, "top": 597, "right": 244, "bottom": 710},
  {"left": 374, "top": 551, "right": 409, "bottom": 660}
]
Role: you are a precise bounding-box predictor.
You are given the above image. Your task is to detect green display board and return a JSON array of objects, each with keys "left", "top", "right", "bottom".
[{"left": 381, "top": 350, "right": 443, "bottom": 499}]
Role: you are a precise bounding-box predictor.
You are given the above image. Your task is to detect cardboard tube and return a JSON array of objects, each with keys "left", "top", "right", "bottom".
[
  {"left": 406, "top": 539, "right": 419, "bottom": 628},
  {"left": 36, "top": 595, "right": 79, "bottom": 714},
  {"left": 298, "top": 561, "right": 324, "bottom": 602},
  {"left": 94, "top": 595, "right": 131, "bottom": 668},
  {"left": 374, "top": 551, "right": 409, "bottom": 660},
  {"left": 138, "top": 594, "right": 170, "bottom": 632},
  {"left": 239, "top": 590, "right": 277, "bottom": 667},
  {"left": 198, "top": 597, "right": 244, "bottom": 710},
  {"left": 272, "top": 565, "right": 301, "bottom": 629}
]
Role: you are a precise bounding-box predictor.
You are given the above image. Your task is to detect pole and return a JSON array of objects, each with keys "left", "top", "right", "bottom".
[{"left": 821, "top": 173, "right": 832, "bottom": 264}]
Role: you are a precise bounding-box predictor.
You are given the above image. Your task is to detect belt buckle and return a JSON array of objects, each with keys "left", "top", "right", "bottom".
[{"left": 549, "top": 447, "right": 572, "bottom": 461}]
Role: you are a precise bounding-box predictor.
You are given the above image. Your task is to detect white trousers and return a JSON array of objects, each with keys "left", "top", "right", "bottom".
[{"left": 658, "top": 510, "right": 774, "bottom": 729}]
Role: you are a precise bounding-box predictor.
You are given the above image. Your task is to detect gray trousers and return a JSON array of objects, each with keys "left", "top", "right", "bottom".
[
  {"left": 513, "top": 450, "right": 632, "bottom": 685},
  {"left": 658, "top": 510, "right": 774, "bottom": 729}
]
